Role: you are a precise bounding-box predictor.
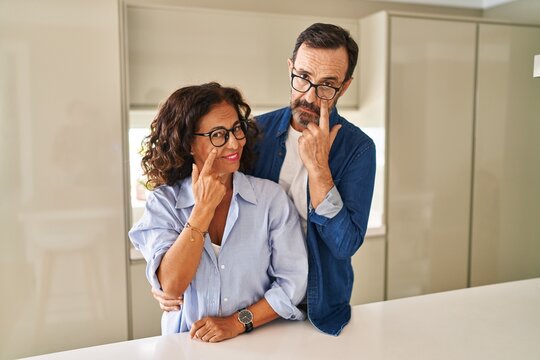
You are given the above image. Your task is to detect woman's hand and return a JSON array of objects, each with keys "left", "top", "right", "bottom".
[
  {"left": 191, "top": 149, "right": 226, "bottom": 213},
  {"left": 190, "top": 315, "right": 244, "bottom": 343},
  {"left": 151, "top": 288, "right": 183, "bottom": 312}
]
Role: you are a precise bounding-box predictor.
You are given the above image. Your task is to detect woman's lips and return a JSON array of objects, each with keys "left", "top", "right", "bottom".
[{"left": 222, "top": 152, "right": 240, "bottom": 161}]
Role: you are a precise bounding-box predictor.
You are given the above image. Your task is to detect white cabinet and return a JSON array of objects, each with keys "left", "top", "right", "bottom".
[
  {"left": 360, "top": 12, "right": 540, "bottom": 300},
  {"left": 126, "top": 6, "right": 360, "bottom": 108},
  {"left": 130, "top": 262, "right": 162, "bottom": 339},
  {"left": 471, "top": 23, "right": 540, "bottom": 286},
  {"left": 351, "top": 235, "right": 386, "bottom": 305},
  {"left": 0, "top": 0, "right": 128, "bottom": 358}
]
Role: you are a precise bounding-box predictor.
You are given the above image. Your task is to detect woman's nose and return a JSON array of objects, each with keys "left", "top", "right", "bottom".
[{"left": 225, "top": 133, "right": 240, "bottom": 149}]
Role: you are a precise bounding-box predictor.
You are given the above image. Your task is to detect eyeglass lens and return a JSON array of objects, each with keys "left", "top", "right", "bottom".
[
  {"left": 209, "top": 122, "right": 246, "bottom": 147},
  {"left": 291, "top": 76, "right": 337, "bottom": 100}
]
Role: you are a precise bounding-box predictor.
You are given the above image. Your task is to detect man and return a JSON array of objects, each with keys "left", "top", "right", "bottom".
[{"left": 154, "top": 23, "right": 376, "bottom": 336}]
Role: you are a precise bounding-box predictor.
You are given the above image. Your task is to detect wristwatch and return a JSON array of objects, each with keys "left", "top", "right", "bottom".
[{"left": 237, "top": 308, "right": 253, "bottom": 333}]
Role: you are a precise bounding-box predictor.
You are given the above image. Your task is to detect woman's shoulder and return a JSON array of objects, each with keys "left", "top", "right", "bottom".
[
  {"left": 242, "top": 173, "right": 283, "bottom": 193},
  {"left": 239, "top": 173, "right": 299, "bottom": 223},
  {"left": 146, "top": 179, "right": 187, "bottom": 206},
  {"left": 235, "top": 172, "right": 288, "bottom": 204}
]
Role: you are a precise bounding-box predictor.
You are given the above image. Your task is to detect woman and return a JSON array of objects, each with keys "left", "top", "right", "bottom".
[{"left": 129, "top": 83, "right": 307, "bottom": 342}]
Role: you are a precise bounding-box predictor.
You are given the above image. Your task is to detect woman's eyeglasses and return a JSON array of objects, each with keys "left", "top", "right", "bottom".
[{"left": 193, "top": 120, "right": 248, "bottom": 147}]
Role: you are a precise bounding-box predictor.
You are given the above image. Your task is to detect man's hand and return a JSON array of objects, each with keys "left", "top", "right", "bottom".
[
  {"left": 189, "top": 315, "right": 244, "bottom": 343},
  {"left": 151, "top": 288, "right": 183, "bottom": 312},
  {"left": 298, "top": 100, "right": 341, "bottom": 208}
]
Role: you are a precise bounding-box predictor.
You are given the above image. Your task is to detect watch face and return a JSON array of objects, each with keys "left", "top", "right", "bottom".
[{"left": 238, "top": 309, "right": 253, "bottom": 324}]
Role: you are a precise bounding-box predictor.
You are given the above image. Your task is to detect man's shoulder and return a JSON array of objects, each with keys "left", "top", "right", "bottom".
[
  {"left": 335, "top": 114, "right": 375, "bottom": 149},
  {"left": 243, "top": 173, "right": 283, "bottom": 194},
  {"left": 255, "top": 107, "right": 288, "bottom": 125}
]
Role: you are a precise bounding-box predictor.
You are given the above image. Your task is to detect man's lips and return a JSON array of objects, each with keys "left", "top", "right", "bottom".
[
  {"left": 221, "top": 152, "right": 240, "bottom": 161},
  {"left": 299, "top": 106, "right": 319, "bottom": 116}
]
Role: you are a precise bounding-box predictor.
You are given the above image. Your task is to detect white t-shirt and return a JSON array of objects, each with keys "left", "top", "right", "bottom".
[
  {"left": 211, "top": 242, "right": 221, "bottom": 257},
  {"left": 279, "top": 126, "right": 308, "bottom": 236}
]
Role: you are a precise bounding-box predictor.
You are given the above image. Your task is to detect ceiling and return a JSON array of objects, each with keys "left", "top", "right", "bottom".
[{"left": 368, "top": 0, "right": 516, "bottom": 9}]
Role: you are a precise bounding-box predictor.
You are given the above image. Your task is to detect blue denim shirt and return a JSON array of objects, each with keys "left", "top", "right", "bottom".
[{"left": 251, "top": 107, "right": 376, "bottom": 335}]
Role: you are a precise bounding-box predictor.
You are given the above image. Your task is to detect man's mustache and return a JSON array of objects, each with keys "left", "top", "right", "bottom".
[{"left": 293, "top": 99, "right": 320, "bottom": 116}]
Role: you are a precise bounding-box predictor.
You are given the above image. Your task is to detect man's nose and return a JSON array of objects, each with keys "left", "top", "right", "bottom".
[{"left": 304, "top": 85, "right": 319, "bottom": 103}]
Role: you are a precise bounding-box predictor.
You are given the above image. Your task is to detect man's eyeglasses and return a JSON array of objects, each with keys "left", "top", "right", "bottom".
[
  {"left": 290, "top": 72, "right": 343, "bottom": 100},
  {"left": 193, "top": 120, "right": 247, "bottom": 147}
]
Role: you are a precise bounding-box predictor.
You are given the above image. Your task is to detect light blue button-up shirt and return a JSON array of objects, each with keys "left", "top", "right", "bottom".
[{"left": 129, "top": 171, "right": 308, "bottom": 334}]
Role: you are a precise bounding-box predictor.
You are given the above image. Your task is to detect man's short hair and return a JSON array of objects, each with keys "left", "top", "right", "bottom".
[{"left": 291, "top": 23, "right": 359, "bottom": 81}]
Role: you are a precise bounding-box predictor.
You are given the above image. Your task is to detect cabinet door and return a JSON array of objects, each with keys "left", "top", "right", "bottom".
[
  {"left": 127, "top": 6, "right": 359, "bottom": 108},
  {"left": 0, "top": 1, "right": 128, "bottom": 358},
  {"left": 387, "top": 17, "right": 476, "bottom": 299},
  {"left": 130, "top": 262, "right": 162, "bottom": 339},
  {"left": 351, "top": 235, "right": 386, "bottom": 305},
  {"left": 471, "top": 24, "right": 540, "bottom": 286}
]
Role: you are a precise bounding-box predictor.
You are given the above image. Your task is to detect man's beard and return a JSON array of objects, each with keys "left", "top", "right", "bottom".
[
  {"left": 290, "top": 98, "right": 336, "bottom": 128},
  {"left": 290, "top": 99, "right": 320, "bottom": 128}
]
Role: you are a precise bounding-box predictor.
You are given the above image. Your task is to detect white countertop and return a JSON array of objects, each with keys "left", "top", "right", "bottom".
[{"left": 24, "top": 278, "right": 540, "bottom": 360}]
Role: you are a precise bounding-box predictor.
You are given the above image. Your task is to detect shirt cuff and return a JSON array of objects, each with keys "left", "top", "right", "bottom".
[
  {"left": 311, "top": 185, "right": 343, "bottom": 219},
  {"left": 146, "top": 247, "right": 169, "bottom": 290},
  {"left": 264, "top": 286, "right": 306, "bottom": 321}
]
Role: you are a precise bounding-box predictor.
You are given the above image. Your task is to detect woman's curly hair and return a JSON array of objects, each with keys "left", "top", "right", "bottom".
[{"left": 141, "top": 82, "right": 259, "bottom": 189}]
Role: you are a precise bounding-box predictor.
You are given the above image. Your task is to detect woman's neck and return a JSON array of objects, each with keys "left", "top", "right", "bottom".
[{"left": 218, "top": 172, "right": 234, "bottom": 190}]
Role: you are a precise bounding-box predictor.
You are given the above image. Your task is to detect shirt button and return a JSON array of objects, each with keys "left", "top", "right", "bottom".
[
  {"left": 220, "top": 264, "right": 225, "bottom": 269},
  {"left": 224, "top": 298, "right": 228, "bottom": 302}
]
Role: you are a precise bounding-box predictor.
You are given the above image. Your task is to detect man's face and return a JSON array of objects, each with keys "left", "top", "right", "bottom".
[{"left": 288, "top": 44, "right": 352, "bottom": 130}]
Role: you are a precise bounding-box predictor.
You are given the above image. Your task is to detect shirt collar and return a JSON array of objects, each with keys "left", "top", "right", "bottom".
[
  {"left": 278, "top": 106, "right": 340, "bottom": 137},
  {"left": 232, "top": 171, "right": 258, "bottom": 205},
  {"left": 175, "top": 171, "right": 257, "bottom": 209}
]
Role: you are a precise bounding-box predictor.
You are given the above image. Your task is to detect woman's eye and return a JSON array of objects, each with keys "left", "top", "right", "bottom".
[{"left": 211, "top": 131, "right": 225, "bottom": 139}]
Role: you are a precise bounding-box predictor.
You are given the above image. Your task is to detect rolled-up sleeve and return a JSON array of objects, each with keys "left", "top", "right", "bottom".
[
  {"left": 264, "top": 191, "right": 308, "bottom": 320},
  {"left": 307, "top": 140, "right": 376, "bottom": 260},
  {"left": 128, "top": 189, "right": 182, "bottom": 290},
  {"left": 311, "top": 185, "right": 343, "bottom": 222}
]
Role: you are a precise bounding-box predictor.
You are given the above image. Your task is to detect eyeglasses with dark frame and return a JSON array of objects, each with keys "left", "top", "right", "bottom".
[
  {"left": 290, "top": 71, "right": 344, "bottom": 100},
  {"left": 193, "top": 120, "right": 248, "bottom": 147}
]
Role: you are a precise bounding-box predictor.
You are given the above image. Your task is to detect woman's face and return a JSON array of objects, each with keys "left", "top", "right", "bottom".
[{"left": 191, "top": 101, "right": 246, "bottom": 177}]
